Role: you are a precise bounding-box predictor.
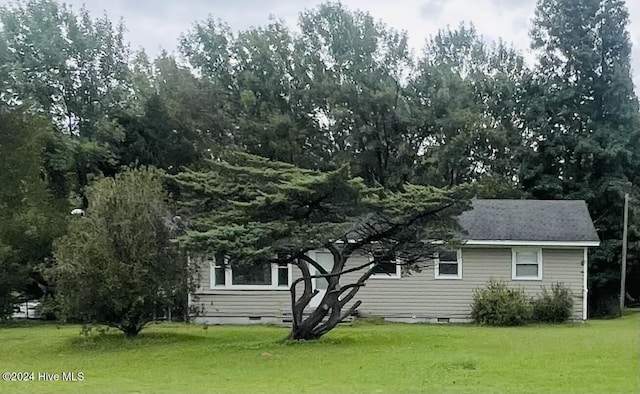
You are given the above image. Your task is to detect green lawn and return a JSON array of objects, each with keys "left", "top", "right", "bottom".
[{"left": 0, "top": 312, "right": 638, "bottom": 394}]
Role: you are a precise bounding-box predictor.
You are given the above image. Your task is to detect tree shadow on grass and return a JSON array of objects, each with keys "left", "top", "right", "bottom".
[
  {"left": 62, "top": 325, "right": 293, "bottom": 354},
  {"left": 0, "top": 319, "right": 51, "bottom": 328},
  {"left": 64, "top": 331, "right": 208, "bottom": 354},
  {"left": 280, "top": 335, "right": 359, "bottom": 347},
  {"left": 279, "top": 329, "right": 413, "bottom": 347},
  {"left": 61, "top": 323, "right": 438, "bottom": 354}
]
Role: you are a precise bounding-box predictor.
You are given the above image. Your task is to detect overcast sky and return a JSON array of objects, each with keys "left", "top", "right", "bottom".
[{"left": 6, "top": 0, "right": 640, "bottom": 87}]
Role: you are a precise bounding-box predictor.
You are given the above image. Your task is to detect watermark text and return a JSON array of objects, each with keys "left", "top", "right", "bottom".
[{"left": 2, "top": 371, "right": 84, "bottom": 382}]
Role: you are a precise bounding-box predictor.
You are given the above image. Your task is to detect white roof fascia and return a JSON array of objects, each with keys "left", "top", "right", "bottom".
[{"left": 463, "top": 240, "right": 600, "bottom": 247}]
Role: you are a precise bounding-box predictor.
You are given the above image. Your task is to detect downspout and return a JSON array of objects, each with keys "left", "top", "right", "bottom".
[
  {"left": 187, "top": 253, "right": 193, "bottom": 322},
  {"left": 583, "top": 247, "right": 588, "bottom": 320}
]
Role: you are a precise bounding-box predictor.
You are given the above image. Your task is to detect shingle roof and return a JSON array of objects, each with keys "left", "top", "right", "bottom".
[{"left": 458, "top": 199, "right": 600, "bottom": 242}]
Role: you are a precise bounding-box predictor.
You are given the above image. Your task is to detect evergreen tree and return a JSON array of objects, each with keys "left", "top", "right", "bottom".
[
  {"left": 172, "top": 152, "right": 469, "bottom": 340},
  {"left": 116, "top": 94, "right": 200, "bottom": 173}
]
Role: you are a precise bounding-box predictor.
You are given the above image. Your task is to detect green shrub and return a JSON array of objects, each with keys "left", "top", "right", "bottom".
[
  {"left": 532, "top": 283, "right": 573, "bottom": 323},
  {"left": 471, "top": 280, "right": 532, "bottom": 326}
]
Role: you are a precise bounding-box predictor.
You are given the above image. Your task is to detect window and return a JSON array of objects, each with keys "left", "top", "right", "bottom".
[
  {"left": 212, "top": 253, "right": 226, "bottom": 287},
  {"left": 277, "top": 262, "right": 289, "bottom": 288},
  {"left": 231, "top": 263, "right": 271, "bottom": 286},
  {"left": 512, "top": 248, "right": 542, "bottom": 280},
  {"left": 370, "top": 251, "right": 401, "bottom": 279},
  {"left": 210, "top": 254, "right": 290, "bottom": 289},
  {"left": 435, "top": 249, "right": 462, "bottom": 279}
]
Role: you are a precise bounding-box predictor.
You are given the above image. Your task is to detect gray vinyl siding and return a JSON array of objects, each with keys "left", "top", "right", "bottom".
[
  {"left": 191, "top": 247, "right": 585, "bottom": 321},
  {"left": 192, "top": 261, "right": 301, "bottom": 318},
  {"left": 344, "top": 248, "right": 584, "bottom": 321},
  {"left": 192, "top": 292, "right": 290, "bottom": 318}
]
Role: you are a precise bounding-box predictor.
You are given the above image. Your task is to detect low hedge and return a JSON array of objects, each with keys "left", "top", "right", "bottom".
[{"left": 471, "top": 280, "right": 573, "bottom": 326}]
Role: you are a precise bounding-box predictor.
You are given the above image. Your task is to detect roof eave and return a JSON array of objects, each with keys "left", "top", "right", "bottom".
[{"left": 464, "top": 240, "right": 601, "bottom": 247}]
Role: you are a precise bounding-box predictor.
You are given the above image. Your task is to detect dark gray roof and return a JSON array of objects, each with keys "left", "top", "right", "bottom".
[{"left": 458, "top": 199, "right": 600, "bottom": 242}]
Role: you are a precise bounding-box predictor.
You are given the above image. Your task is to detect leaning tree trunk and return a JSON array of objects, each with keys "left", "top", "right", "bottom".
[
  {"left": 287, "top": 254, "right": 373, "bottom": 340},
  {"left": 120, "top": 323, "right": 144, "bottom": 338}
]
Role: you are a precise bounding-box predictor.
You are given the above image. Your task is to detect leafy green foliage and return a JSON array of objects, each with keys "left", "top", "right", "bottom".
[
  {"left": 0, "top": 108, "right": 68, "bottom": 319},
  {"left": 0, "top": 0, "right": 132, "bottom": 135},
  {"left": 116, "top": 94, "right": 200, "bottom": 172},
  {"left": 135, "top": 52, "right": 231, "bottom": 155},
  {"left": 532, "top": 283, "right": 574, "bottom": 323},
  {"left": 473, "top": 281, "right": 576, "bottom": 325},
  {"left": 51, "top": 168, "right": 187, "bottom": 336},
  {"left": 173, "top": 151, "right": 466, "bottom": 264},
  {"left": 297, "top": 3, "right": 416, "bottom": 187},
  {"left": 409, "top": 24, "right": 527, "bottom": 188},
  {"left": 0, "top": 241, "right": 20, "bottom": 320},
  {"left": 0, "top": 0, "right": 148, "bottom": 200},
  {"left": 527, "top": 0, "right": 640, "bottom": 315},
  {"left": 0, "top": 0, "right": 638, "bottom": 320},
  {"left": 471, "top": 280, "right": 533, "bottom": 326}
]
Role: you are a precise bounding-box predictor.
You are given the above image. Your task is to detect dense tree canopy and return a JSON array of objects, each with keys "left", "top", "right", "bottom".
[
  {"left": 0, "top": 0, "right": 637, "bottom": 322},
  {"left": 410, "top": 24, "right": 528, "bottom": 188},
  {"left": 526, "top": 0, "right": 640, "bottom": 313},
  {"left": 0, "top": 108, "right": 67, "bottom": 320}
]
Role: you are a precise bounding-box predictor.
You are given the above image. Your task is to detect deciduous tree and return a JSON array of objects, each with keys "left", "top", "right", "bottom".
[
  {"left": 52, "top": 168, "right": 187, "bottom": 336},
  {"left": 0, "top": 0, "right": 133, "bottom": 194},
  {"left": 297, "top": 2, "right": 415, "bottom": 186},
  {"left": 526, "top": 0, "right": 640, "bottom": 314},
  {"left": 0, "top": 108, "right": 67, "bottom": 319},
  {"left": 409, "top": 24, "right": 527, "bottom": 188}
]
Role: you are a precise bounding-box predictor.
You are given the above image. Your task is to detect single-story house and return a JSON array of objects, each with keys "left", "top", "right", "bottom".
[{"left": 190, "top": 199, "right": 600, "bottom": 324}]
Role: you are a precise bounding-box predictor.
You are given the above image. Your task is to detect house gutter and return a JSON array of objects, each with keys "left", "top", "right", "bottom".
[{"left": 463, "top": 240, "right": 600, "bottom": 247}]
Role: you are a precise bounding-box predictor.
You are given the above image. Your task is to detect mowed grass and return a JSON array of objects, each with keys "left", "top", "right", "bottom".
[{"left": 0, "top": 312, "right": 638, "bottom": 394}]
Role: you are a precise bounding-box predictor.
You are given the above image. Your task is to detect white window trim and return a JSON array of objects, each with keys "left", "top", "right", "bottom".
[
  {"left": 307, "top": 250, "right": 318, "bottom": 291},
  {"left": 277, "top": 261, "right": 293, "bottom": 289},
  {"left": 511, "top": 248, "right": 543, "bottom": 281},
  {"left": 308, "top": 250, "right": 329, "bottom": 290},
  {"left": 368, "top": 254, "right": 402, "bottom": 279},
  {"left": 434, "top": 249, "right": 462, "bottom": 279},
  {"left": 210, "top": 256, "right": 291, "bottom": 290}
]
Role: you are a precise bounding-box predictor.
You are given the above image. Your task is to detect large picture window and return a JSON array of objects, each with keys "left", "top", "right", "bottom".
[
  {"left": 512, "top": 248, "right": 542, "bottom": 280},
  {"left": 435, "top": 249, "right": 462, "bottom": 279},
  {"left": 211, "top": 254, "right": 290, "bottom": 289},
  {"left": 231, "top": 263, "right": 271, "bottom": 286}
]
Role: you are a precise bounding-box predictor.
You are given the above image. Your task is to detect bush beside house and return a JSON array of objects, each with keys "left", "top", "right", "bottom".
[{"left": 471, "top": 280, "right": 574, "bottom": 326}]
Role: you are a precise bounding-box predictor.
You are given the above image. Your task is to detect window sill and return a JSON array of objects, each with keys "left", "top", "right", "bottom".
[
  {"left": 211, "top": 286, "right": 290, "bottom": 290},
  {"left": 370, "top": 274, "right": 402, "bottom": 280},
  {"left": 435, "top": 275, "right": 462, "bottom": 280},
  {"left": 511, "top": 277, "right": 542, "bottom": 281}
]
